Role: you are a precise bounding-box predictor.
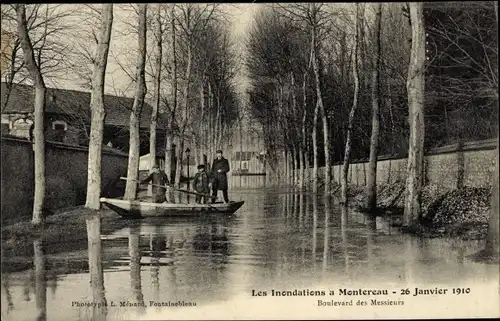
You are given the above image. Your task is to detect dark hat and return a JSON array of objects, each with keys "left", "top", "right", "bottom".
[
  {"left": 216, "top": 149, "right": 223, "bottom": 154},
  {"left": 197, "top": 164, "right": 205, "bottom": 169}
]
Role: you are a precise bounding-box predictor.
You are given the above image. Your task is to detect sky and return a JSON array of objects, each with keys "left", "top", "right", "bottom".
[
  {"left": 224, "top": 4, "right": 261, "bottom": 96},
  {"left": 37, "top": 3, "right": 261, "bottom": 99}
]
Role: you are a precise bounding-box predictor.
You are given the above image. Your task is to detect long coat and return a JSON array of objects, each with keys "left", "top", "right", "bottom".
[
  {"left": 210, "top": 157, "right": 230, "bottom": 190},
  {"left": 141, "top": 171, "right": 169, "bottom": 195},
  {"left": 193, "top": 171, "right": 210, "bottom": 194}
]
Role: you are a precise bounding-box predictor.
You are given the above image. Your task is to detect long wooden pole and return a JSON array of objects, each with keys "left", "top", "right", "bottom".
[{"left": 120, "top": 177, "right": 216, "bottom": 199}]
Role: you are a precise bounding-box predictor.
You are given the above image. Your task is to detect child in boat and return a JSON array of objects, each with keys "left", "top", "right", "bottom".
[{"left": 192, "top": 164, "right": 210, "bottom": 204}]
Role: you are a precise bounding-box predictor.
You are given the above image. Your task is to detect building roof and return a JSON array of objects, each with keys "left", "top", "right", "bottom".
[{"left": 1, "top": 82, "right": 167, "bottom": 129}]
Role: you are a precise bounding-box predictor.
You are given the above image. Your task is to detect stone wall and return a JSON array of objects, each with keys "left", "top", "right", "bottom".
[
  {"left": 1, "top": 136, "right": 129, "bottom": 223},
  {"left": 315, "top": 139, "right": 498, "bottom": 190}
]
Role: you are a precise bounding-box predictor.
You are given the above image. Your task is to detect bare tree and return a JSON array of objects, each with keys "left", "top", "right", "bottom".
[
  {"left": 279, "top": 3, "right": 333, "bottom": 193},
  {"left": 340, "top": 3, "right": 362, "bottom": 205},
  {"left": 403, "top": 2, "right": 426, "bottom": 229},
  {"left": 479, "top": 7, "right": 498, "bottom": 260},
  {"left": 148, "top": 3, "right": 163, "bottom": 197},
  {"left": 164, "top": 5, "right": 177, "bottom": 185},
  {"left": 85, "top": 4, "right": 114, "bottom": 210},
  {"left": 2, "top": 4, "right": 74, "bottom": 111},
  {"left": 309, "top": 3, "right": 331, "bottom": 194},
  {"left": 124, "top": 4, "right": 148, "bottom": 200},
  {"left": 483, "top": 141, "right": 499, "bottom": 258},
  {"left": 171, "top": 4, "right": 221, "bottom": 188},
  {"left": 15, "top": 4, "right": 47, "bottom": 225},
  {"left": 365, "top": 3, "right": 382, "bottom": 210}
]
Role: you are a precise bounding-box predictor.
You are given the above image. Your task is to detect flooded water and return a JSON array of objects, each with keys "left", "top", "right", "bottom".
[{"left": 2, "top": 185, "right": 499, "bottom": 320}]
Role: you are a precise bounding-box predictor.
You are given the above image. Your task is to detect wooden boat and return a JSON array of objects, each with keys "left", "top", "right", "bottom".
[{"left": 100, "top": 197, "right": 245, "bottom": 218}]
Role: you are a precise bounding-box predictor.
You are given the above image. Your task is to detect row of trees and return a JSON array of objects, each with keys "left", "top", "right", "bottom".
[
  {"left": 246, "top": 3, "right": 413, "bottom": 195},
  {"left": 5, "top": 4, "right": 240, "bottom": 222},
  {"left": 246, "top": 2, "right": 497, "bottom": 256}
]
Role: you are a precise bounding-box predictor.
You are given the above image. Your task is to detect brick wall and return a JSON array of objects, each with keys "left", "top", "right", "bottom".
[
  {"left": 1, "top": 136, "right": 129, "bottom": 223},
  {"left": 310, "top": 139, "right": 497, "bottom": 190}
]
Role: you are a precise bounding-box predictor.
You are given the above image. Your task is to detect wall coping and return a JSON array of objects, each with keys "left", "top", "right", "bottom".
[
  {"left": 1, "top": 135, "right": 129, "bottom": 158},
  {"left": 333, "top": 138, "right": 498, "bottom": 166}
]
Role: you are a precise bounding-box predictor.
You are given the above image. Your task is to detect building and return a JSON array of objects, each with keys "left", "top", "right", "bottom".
[
  {"left": 0, "top": 31, "right": 14, "bottom": 78},
  {"left": 224, "top": 117, "right": 266, "bottom": 175},
  {"left": 1, "top": 82, "right": 167, "bottom": 153}
]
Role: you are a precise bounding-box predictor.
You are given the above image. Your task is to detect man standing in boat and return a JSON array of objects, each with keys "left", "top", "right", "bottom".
[
  {"left": 210, "top": 150, "right": 230, "bottom": 203},
  {"left": 140, "top": 165, "right": 170, "bottom": 203}
]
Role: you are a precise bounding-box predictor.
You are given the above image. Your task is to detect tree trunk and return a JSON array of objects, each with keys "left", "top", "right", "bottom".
[
  {"left": 16, "top": 4, "right": 46, "bottom": 225},
  {"left": 199, "top": 80, "right": 205, "bottom": 160},
  {"left": 174, "top": 138, "right": 184, "bottom": 188},
  {"left": 482, "top": 0, "right": 499, "bottom": 259},
  {"left": 216, "top": 94, "right": 223, "bottom": 150},
  {"left": 289, "top": 71, "right": 298, "bottom": 186},
  {"left": 403, "top": 2, "right": 426, "bottom": 229},
  {"left": 483, "top": 142, "right": 499, "bottom": 258},
  {"left": 386, "top": 68, "right": 395, "bottom": 154},
  {"left": 208, "top": 82, "right": 214, "bottom": 161},
  {"left": 300, "top": 85, "right": 306, "bottom": 188},
  {"left": 85, "top": 4, "right": 113, "bottom": 210},
  {"left": 124, "top": 4, "right": 148, "bottom": 200},
  {"left": 284, "top": 150, "right": 288, "bottom": 183},
  {"left": 311, "top": 23, "right": 330, "bottom": 195},
  {"left": 174, "top": 33, "right": 192, "bottom": 188},
  {"left": 341, "top": 3, "right": 361, "bottom": 205},
  {"left": 239, "top": 118, "right": 243, "bottom": 172},
  {"left": 312, "top": 99, "right": 319, "bottom": 193},
  {"left": 366, "top": 3, "right": 382, "bottom": 210},
  {"left": 164, "top": 134, "right": 173, "bottom": 180},
  {"left": 166, "top": 6, "right": 177, "bottom": 183},
  {"left": 149, "top": 4, "right": 162, "bottom": 198},
  {"left": 293, "top": 146, "right": 298, "bottom": 186}
]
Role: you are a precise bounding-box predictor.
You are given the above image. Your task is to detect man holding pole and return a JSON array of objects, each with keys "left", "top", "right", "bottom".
[
  {"left": 210, "top": 150, "right": 230, "bottom": 203},
  {"left": 140, "top": 165, "right": 170, "bottom": 203}
]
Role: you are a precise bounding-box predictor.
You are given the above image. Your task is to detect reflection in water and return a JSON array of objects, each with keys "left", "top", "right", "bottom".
[
  {"left": 312, "top": 195, "right": 318, "bottom": 262},
  {"left": 129, "top": 227, "right": 145, "bottom": 314},
  {"left": 168, "top": 234, "right": 178, "bottom": 298},
  {"left": 299, "top": 193, "right": 304, "bottom": 229},
  {"left": 286, "top": 192, "right": 290, "bottom": 219},
  {"left": 340, "top": 205, "right": 349, "bottom": 276},
  {"left": 23, "top": 275, "right": 31, "bottom": 302},
  {"left": 365, "top": 215, "right": 377, "bottom": 273},
  {"left": 2, "top": 272, "right": 14, "bottom": 313},
  {"left": 228, "top": 175, "right": 266, "bottom": 189},
  {"left": 192, "top": 224, "right": 230, "bottom": 261},
  {"left": 322, "top": 197, "right": 330, "bottom": 274},
  {"left": 293, "top": 193, "right": 300, "bottom": 220},
  {"left": 404, "top": 237, "right": 416, "bottom": 283},
  {"left": 86, "top": 214, "right": 107, "bottom": 321},
  {"left": 149, "top": 226, "right": 164, "bottom": 304},
  {"left": 1, "top": 189, "right": 498, "bottom": 320},
  {"left": 33, "top": 239, "right": 47, "bottom": 321}
]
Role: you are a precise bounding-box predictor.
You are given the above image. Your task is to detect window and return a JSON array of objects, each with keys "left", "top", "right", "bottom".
[
  {"left": 54, "top": 123, "right": 65, "bottom": 131},
  {"left": 52, "top": 120, "right": 67, "bottom": 131},
  {"left": 1, "top": 118, "right": 10, "bottom": 135},
  {"left": 52, "top": 120, "right": 67, "bottom": 142},
  {"left": 11, "top": 118, "right": 32, "bottom": 138},
  {"left": 1, "top": 123, "right": 9, "bottom": 134}
]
